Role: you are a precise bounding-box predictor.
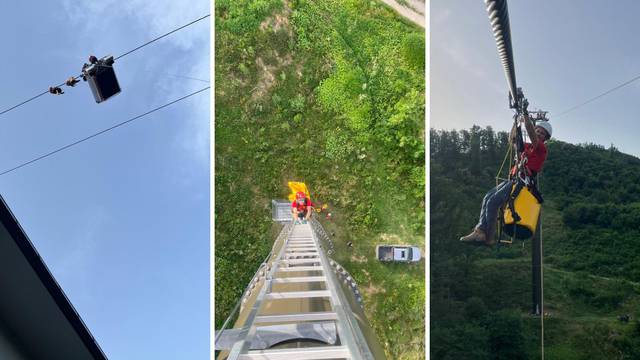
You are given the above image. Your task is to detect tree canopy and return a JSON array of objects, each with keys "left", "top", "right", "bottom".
[{"left": 431, "top": 126, "right": 640, "bottom": 359}]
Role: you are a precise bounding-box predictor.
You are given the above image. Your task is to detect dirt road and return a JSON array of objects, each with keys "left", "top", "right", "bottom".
[{"left": 380, "top": 0, "right": 425, "bottom": 28}]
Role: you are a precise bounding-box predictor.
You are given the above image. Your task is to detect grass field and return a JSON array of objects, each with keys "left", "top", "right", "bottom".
[{"left": 215, "top": 0, "right": 425, "bottom": 358}]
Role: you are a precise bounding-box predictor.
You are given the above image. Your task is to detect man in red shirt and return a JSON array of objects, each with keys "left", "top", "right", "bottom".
[
  {"left": 460, "top": 115, "right": 552, "bottom": 246},
  {"left": 292, "top": 191, "right": 314, "bottom": 223}
]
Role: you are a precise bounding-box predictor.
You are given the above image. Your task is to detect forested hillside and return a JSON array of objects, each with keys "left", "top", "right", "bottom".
[
  {"left": 215, "top": 1, "right": 425, "bottom": 358},
  {"left": 431, "top": 126, "right": 640, "bottom": 359}
]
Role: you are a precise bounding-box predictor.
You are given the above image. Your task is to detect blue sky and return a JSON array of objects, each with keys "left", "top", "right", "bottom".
[
  {"left": 432, "top": 0, "right": 640, "bottom": 157},
  {"left": 0, "top": 1, "right": 209, "bottom": 359}
]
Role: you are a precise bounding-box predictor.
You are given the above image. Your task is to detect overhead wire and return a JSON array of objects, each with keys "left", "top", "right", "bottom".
[
  {"left": 0, "top": 86, "right": 209, "bottom": 177},
  {"left": 554, "top": 73, "right": 640, "bottom": 117},
  {"left": 114, "top": 14, "right": 210, "bottom": 60},
  {"left": 0, "top": 13, "right": 210, "bottom": 117},
  {"left": 485, "top": 0, "right": 518, "bottom": 102},
  {"left": 160, "top": 73, "right": 210, "bottom": 84},
  {"left": 0, "top": 90, "right": 50, "bottom": 116}
]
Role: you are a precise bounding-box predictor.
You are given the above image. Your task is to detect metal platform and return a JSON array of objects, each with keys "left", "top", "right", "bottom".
[{"left": 272, "top": 200, "right": 292, "bottom": 223}]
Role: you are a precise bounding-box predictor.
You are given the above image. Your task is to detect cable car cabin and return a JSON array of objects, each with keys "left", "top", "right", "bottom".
[
  {"left": 502, "top": 185, "right": 541, "bottom": 240},
  {"left": 82, "top": 55, "right": 121, "bottom": 103}
]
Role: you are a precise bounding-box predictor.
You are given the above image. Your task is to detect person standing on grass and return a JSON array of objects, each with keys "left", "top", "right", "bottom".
[
  {"left": 292, "top": 191, "right": 313, "bottom": 223},
  {"left": 459, "top": 114, "right": 552, "bottom": 246}
]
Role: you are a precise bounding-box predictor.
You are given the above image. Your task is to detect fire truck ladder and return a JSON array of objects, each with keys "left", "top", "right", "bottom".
[{"left": 215, "top": 218, "right": 383, "bottom": 359}]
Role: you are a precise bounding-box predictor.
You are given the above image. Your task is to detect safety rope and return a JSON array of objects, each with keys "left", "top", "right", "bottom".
[
  {"left": 495, "top": 119, "right": 516, "bottom": 246},
  {"left": 495, "top": 129, "right": 514, "bottom": 186}
]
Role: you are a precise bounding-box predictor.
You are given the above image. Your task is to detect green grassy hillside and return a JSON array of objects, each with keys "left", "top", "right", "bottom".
[
  {"left": 431, "top": 126, "right": 640, "bottom": 359},
  {"left": 215, "top": 1, "right": 425, "bottom": 358}
]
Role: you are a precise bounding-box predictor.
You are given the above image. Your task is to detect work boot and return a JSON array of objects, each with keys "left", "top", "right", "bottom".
[
  {"left": 484, "top": 232, "right": 496, "bottom": 246},
  {"left": 459, "top": 228, "right": 486, "bottom": 244}
]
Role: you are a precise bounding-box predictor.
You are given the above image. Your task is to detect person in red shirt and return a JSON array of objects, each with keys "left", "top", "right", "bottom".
[
  {"left": 292, "top": 191, "right": 314, "bottom": 223},
  {"left": 460, "top": 115, "right": 552, "bottom": 246}
]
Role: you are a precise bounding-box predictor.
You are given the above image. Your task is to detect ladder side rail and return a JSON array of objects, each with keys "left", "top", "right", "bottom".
[
  {"left": 310, "top": 220, "right": 373, "bottom": 360},
  {"left": 227, "top": 223, "right": 295, "bottom": 359}
]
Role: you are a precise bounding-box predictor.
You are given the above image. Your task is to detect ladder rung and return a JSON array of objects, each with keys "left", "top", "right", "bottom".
[
  {"left": 285, "top": 252, "right": 318, "bottom": 258},
  {"left": 280, "top": 259, "right": 321, "bottom": 265},
  {"left": 265, "top": 290, "right": 331, "bottom": 299},
  {"left": 286, "top": 247, "right": 318, "bottom": 254},
  {"left": 216, "top": 323, "right": 337, "bottom": 351},
  {"left": 277, "top": 266, "right": 323, "bottom": 272},
  {"left": 239, "top": 346, "right": 350, "bottom": 360},
  {"left": 271, "top": 276, "right": 326, "bottom": 283},
  {"left": 254, "top": 311, "right": 338, "bottom": 324}
]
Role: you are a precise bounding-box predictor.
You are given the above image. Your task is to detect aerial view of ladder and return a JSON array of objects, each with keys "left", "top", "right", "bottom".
[{"left": 215, "top": 217, "right": 385, "bottom": 360}]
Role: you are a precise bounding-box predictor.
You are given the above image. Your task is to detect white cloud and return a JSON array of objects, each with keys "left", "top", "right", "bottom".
[
  {"left": 432, "top": 6, "right": 451, "bottom": 26},
  {"left": 61, "top": 0, "right": 211, "bottom": 176},
  {"left": 53, "top": 205, "right": 109, "bottom": 297},
  {"left": 438, "top": 41, "right": 503, "bottom": 96},
  {"left": 62, "top": 0, "right": 209, "bottom": 49}
]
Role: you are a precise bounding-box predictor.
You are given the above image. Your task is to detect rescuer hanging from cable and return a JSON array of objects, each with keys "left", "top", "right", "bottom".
[
  {"left": 65, "top": 77, "right": 79, "bottom": 87},
  {"left": 48, "top": 86, "right": 64, "bottom": 95},
  {"left": 460, "top": 106, "right": 552, "bottom": 246}
]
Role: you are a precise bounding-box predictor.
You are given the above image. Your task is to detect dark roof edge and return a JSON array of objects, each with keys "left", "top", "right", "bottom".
[{"left": 0, "top": 194, "right": 108, "bottom": 360}]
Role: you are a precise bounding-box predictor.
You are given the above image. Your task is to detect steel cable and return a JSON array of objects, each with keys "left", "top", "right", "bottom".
[
  {"left": 0, "top": 14, "right": 209, "bottom": 117},
  {"left": 485, "top": 0, "right": 518, "bottom": 101},
  {"left": 0, "top": 86, "right": 209, "bottom": 176}
]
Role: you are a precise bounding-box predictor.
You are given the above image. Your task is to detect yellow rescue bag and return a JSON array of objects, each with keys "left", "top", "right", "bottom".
[
  {"left": 503, "top": 185, "right": 541, "bottom": 240},
  {"left": 288, "top": 182, "right": 311, "bottom": 201}
]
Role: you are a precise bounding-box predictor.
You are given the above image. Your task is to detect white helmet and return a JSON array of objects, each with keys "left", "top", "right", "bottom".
[{"left": 536, "top": 121, "right": 552, "bottom": 138}]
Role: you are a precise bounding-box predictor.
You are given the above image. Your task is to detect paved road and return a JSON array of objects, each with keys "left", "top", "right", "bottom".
[{"left": 380, "top": 0, "right": 425, "bottom": 28}]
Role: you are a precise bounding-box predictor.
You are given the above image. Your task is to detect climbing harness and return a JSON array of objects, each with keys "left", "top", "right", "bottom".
[{"left": 502, "top": 110, "right": 550, "bottom": 242}]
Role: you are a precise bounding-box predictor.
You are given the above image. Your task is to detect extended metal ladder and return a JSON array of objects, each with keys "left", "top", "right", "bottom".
[{"left": 215, "top": 219, "right": 383, "bottom": 359}]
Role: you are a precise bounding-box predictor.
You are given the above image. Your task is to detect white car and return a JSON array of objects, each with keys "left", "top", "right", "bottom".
[{"left": 376, "top": 245, "right": 421, "bottom": 263}]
